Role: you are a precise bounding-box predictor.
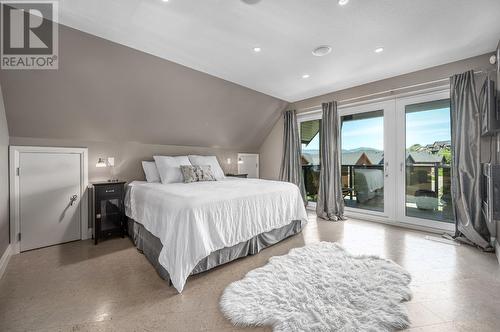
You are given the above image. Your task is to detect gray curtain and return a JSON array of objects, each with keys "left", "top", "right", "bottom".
[
  {"left": 279, "top": 110, "right": 306, "bottom": 201},
  {"left": 450, "top": 70, "right": 490, "bottom": 249},
  {"left": 316, "top": 101, "right": 346, "bottom": 221}
]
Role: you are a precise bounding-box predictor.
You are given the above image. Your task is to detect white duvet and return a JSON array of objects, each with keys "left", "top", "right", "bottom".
[{"left": 125, "top": 178, "right": 308, "bottom": 293}]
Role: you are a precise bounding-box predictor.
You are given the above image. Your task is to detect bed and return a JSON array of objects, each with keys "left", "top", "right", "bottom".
[{"left": 125, "top": 178, "right": 308, "bottom": 293}]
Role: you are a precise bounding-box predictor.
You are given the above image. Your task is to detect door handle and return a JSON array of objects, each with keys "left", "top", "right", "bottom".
[
  {"left": 385, "top": 162, "right": 389, "bottom": 178},
  {"left": 70, "top": 194, "right": 78, "bottom": 206}
]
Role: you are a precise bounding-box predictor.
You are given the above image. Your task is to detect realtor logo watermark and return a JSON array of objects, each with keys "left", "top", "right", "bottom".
[{"left": 1, "top": 1, "right": 58, "bottom": 69}]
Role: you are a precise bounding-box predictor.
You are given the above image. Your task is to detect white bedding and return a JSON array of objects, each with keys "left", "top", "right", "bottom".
[{"left": 125, "top": 178, "right": 308, "bottom": 293}]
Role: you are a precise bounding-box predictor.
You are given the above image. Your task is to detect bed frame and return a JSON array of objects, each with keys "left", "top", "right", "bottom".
[{"left": 127, "top": 218, "right": 303, "bottom": 286}]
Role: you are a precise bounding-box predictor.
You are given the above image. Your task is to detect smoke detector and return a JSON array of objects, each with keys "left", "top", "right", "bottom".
[{"left": 312, "top": 45, "right": 332, "bottom": 57}]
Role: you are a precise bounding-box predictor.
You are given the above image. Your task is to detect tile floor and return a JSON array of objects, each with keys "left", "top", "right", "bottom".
[{"left": 1, "top": 213, "right": 499, "bottom": 331}]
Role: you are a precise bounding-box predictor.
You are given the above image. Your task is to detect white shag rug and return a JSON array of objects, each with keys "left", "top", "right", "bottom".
[{"left": 220, "top": 242, "right": 412, "bottom": 332}]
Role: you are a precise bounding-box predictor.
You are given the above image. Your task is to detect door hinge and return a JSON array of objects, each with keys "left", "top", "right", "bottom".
[
  {"left": 16, "top": 167, "right": 20, "bottom": 176},
  {"left": 18, "top": 233, "right": 21, "bottom": 241}
]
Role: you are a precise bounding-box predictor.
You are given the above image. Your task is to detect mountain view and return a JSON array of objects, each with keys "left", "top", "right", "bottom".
[{"left": 302, "top": 141, "right": 451, "bottom": 166}]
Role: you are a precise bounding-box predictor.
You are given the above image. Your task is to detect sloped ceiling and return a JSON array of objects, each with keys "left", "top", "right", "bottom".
[
  {"left": 51, "top": 0, "right": 500, "bottom": 101},
  {"left": 0, "top": 23, "right": 288, "bottom": 151}
]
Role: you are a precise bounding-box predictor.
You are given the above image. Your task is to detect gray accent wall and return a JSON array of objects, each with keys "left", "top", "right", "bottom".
[
  {"left": 9, "top": 136, "right": 247, "bottom": 182},
  {"left": 259, "top": 53, "right": 497, "bottom": 180},
  {"left": 0, "top": 84, "right": 9, "bottom": 257},
  {"left": 0, "top": 22, "right": 288, "bottom": 183},
  {"left": 0, "top": 22, "right": 288, "bottom": 151}
]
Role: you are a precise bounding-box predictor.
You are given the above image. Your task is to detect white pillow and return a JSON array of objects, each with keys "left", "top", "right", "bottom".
[
  {"left": 188, "top": 155, "right": 225, "bottom": 180},
  {"left": 142, "top": 161, "right": 161, "bottom": 183},
  {"left": 153, "top": 156, "right": 192, "bottom": 184}
]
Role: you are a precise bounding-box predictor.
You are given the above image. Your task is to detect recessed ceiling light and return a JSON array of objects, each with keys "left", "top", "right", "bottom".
[
  {"left": 302, "top": 74, "right": 310, "bottom": 79},
  {"left": 162, "top": 0, "right": 169, "bottom": 2},
  {"left": 253, "top": 47, "right": 262, "bottom": 53},
  {"left": 312, "top": 45, "right": 332, "bottom": 57},
  {"left": 374, "top": 47, "right": 384, "bottom": 53},
  {"left": 338, "top": 0, "right": 349, "bottom": 6}
]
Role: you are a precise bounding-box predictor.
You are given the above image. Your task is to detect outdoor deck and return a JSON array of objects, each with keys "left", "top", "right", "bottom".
[{"left": 302, "top": 164, "right": 453, "bottom": 223}]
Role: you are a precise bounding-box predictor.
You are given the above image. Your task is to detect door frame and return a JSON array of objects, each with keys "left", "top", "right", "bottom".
[
  {"left": 9, "top": 146, "right": 89, "bottom": 254},
  {"left": 238, "top": 153, "right": 259, "bottom": 178},
  {"left": 395, "top": 89, "right": 455, "bottom": 232},
  {"left": 296, "top": 85, "right": 455, "bottom": 234}
]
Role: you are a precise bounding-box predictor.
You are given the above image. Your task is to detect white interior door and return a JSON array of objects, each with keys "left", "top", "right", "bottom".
[
  {"left": 19, "top": 152, "right": 82, "bottom": 251},
  {"left": 238, "top": 153, "right": 259, "bottom": 178}
]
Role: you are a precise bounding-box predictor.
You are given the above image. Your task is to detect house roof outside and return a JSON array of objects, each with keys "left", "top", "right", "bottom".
[
  {"left": 406, "top": 151, "right": 445, "bottom": 164},
  {"left": 302, "top": 149, "right": 444, "bottom": 166},
  {"left": 422, "top": 140, "right": 451, "bottom": 153},
  {"left": 432, "top": 140, "right": 451, "bottom": 146},
  {"left": 365, "top": 151, "right": 384, "bottom": 165},
  {"left": 341, "top": 151, "right": 363, "bottom": 166},
  {"left": 341, "top": 150, "right": 384, "bottom": 166}
]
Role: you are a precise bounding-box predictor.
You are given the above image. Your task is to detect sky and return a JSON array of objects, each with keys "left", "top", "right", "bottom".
[
  {"left": 302, "top": 130, "right": 320, "bottom": 151},
  {"left": 301, "top": 107, "right": 451, "bottom": 152},
  {"left": 405, "top": 108, "right": 451, "bottom": 148}
]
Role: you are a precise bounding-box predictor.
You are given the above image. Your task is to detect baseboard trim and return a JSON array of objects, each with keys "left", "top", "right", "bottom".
[
  {"left": 496, "top": 241, "right": 500, "bottom": 265},
  {"left": 344, "top": 211, "right": 454, "bottom": 236},
  {"left": 0, "top": 244, "right": 12, "bottom": 280}
]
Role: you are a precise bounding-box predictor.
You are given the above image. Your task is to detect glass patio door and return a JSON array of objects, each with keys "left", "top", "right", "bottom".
[
  {"left": 395, "top": 90, "right": 455, "bottom": 231},
  {"left": 300, "top": 118, "right": 321, "bottom": 206},
  {"left": 339, "top": 101, "right": 397, "bottom": 219},
  {"left": 298, "top": 89, "right": 454, "bottom": 232}
]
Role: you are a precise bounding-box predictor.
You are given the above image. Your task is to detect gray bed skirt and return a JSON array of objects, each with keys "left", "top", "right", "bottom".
[{"left": 127, "top": 218, "right": 303, "bottom": 284}]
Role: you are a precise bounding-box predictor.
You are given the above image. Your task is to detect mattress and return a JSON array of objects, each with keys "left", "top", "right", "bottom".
[{"left": 125, "top": 179, "right": 308, "bottom": 292}]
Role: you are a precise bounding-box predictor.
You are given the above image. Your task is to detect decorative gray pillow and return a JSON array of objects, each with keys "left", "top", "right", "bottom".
[{"left": 180, "top": 165, "right": 217, "bottom": 183}]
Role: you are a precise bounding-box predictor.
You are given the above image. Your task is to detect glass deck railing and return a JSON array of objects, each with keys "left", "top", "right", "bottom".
[{"left": 302, "top": 164, "right": 453, "bottom": 222}]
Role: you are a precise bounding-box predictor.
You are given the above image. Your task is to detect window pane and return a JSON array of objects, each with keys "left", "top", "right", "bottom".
[
  {"left": 300, "top": 119, "right": 320, "bottom": 203},
  {"left": 341, "top": 110, "right": 384, "bottom": 212},
  {"left": 405, "top": 99, "right": 454, "bottom": 223}
]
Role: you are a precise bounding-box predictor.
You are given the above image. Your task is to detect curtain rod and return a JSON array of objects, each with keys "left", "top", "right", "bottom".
[{"left": 297, "top": 69, "right": 491, "bottom": 113}]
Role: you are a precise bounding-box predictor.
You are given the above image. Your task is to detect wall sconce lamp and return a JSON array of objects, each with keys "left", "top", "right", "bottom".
[
  {"left": 96, "top": 157, "right": 107, "bottom": 168},
  {"left": 96, "top": 157, "right": 118, "bottom": 182}
]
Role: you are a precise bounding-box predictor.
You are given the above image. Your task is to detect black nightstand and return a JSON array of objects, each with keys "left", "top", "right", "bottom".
[
  {"left": 90, "top": 181, "right": 127, "bottom": 245},
  {"left": 225, "top": 174, "right": 248, "bottom": 178}
]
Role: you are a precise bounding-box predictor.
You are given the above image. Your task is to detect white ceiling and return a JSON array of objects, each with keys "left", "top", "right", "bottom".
[{"left": 55, "top": 0, "right": 500, "bottom": 102}]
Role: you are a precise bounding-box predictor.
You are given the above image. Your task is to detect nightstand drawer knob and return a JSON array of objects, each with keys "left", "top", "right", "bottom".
[{"left": 96, "top": 214, "right": 101, "bottom": 219}]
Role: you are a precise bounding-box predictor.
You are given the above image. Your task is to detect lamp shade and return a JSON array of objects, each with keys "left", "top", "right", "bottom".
[{"left": 96, "top": 158, "right": 107, "bottom": 168}]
